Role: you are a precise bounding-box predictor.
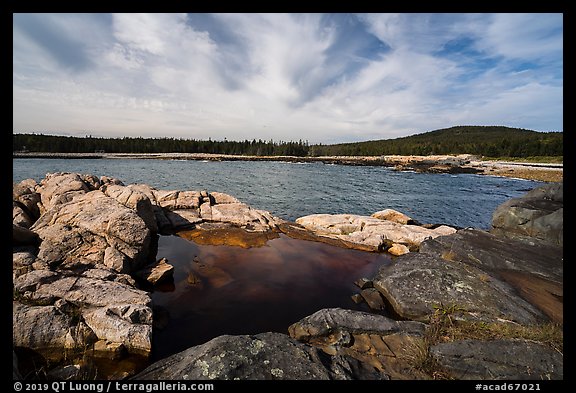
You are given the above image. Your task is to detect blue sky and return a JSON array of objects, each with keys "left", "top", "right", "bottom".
[{"left": 13, "top": 13, "right": 563, "bottom": 143}]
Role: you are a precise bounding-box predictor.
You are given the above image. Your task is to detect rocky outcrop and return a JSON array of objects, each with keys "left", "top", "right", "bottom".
[
  {"left": 295, "top": 213, "right": 455, "bottom": 252},
  {"left": 419, "top": 226, "right": 563, "bottom": 324},
  {"left": 12, "top": 172, "right": 285, "bottom": 376},
  {"left": 12, "top": 173, "right": 563, "bottom": 381},
  {"left": 491, "top": 182, "right": 563, "bottom": 246},
  {"left": 31, "top": 191, "right": 152, "bottom": 271},
  {"left": 430, "top": 339, "right": 563, "bottom": 380},
  {"left": 420, "top": 228, "right": 562, "bottom": 283},
  {"left": 288, "top": 308, "right": 428, "bottom": 379},
  {"left": 372, "top": 253, "right": 546, "bottom": 324},
  {"left": 134, "top": 332, "right": 386, "bottom": 380}
]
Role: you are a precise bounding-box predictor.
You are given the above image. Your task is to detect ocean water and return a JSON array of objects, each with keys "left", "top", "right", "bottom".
[{"left": 13, "top": 158, "right": 541, "bottom": 229}]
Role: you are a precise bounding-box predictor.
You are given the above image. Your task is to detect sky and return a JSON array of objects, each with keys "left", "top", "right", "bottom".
[{"left": 13, "top": 13, "right": 563, "bottom": 144}]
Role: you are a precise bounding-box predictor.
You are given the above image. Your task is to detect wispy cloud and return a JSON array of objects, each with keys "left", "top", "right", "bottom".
[{"left": 13, "top": 13, "right": 563, "bottom": 143}]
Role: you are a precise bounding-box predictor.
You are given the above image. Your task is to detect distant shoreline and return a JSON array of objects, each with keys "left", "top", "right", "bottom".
[{"left": 13, "top": 152, "right": 562, "bottom": 182}]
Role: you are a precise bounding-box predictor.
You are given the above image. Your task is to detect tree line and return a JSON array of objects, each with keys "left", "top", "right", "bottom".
[
  {"left": 13, "top": 126, "right": 563, "bottom": 158},
  {"left": 13, "top": 134, "right": 310, "bottom": 156}
]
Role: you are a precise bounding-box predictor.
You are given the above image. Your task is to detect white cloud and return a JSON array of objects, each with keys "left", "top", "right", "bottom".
[
  {"left": 476, "top": 13, "right": 563, "bottom": 61},
  {"left": 13, "top": 13, "right": 563, "bottom": 143}
]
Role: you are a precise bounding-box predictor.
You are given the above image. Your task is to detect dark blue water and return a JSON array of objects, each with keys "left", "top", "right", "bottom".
[{"left": 13, "top": 158, "right": 541, "bottom": 229}]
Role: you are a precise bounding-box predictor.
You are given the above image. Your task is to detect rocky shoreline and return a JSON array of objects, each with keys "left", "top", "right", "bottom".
[
  {"left": 13, "top": 173, "right": 563, "bottom": 380},
  {"left": 13, "top": 152, "right": 563, "bottom": 182}
]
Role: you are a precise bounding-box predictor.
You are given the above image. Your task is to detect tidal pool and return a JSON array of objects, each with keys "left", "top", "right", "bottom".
[{"left": 151, "top": 231, "right": 391, "bottom": 361}]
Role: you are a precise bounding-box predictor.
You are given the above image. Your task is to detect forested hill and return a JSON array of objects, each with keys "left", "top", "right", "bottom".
[
  {"left": 13, "top": 126, "right": 562, "bottom": 158},
  {"left": 310, "top": 126, "right": 563, "bottom": 157}
]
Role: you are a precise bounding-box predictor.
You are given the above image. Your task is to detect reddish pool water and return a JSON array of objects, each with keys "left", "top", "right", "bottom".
[{"left": 152, "top": 233, "right": 391, "bottom": 361}]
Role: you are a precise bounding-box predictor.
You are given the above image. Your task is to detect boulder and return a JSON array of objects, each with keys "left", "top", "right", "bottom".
[
  {"left": 13, "top": 179, "right": 42, "bottom": 220},
  {"left": 430, "top": 339, "right": 563, "bottom": 380},
  {"left": 387, "top": 243, "right": 410, "bottom": 256},
  {"left": 207, "top": 203, "right": 279, "bottom": 231},
  {"left": 210, "top": 192, "right": 241, "bottom": 204},
  {"left": 136, "top": 258, "right": 174, "bottom": 285},
  {"left": 295, "top": 214, "right": 456, "bottom": 251},
  {"left": 134, "top": 332, "right": 387, "bottom": 380},
  {"left": 13, "top": 303, "right": 75, "bottom": 355},
  {"left": 28, "top": 275, "right": 152, "bottom": 308},
  {"left": 491, "top": 182, "right": 563, "bottom": 246},
  {"left": 82, "top": 306, "right": 152, "bottom": 355},
  {"left": 13, "top": 248, "right": 38, "bottom": 278},
  {"left": 419, "top": 228, "right": 562, "bottom": 283},
  {"left": 372, "top": 253, "right": 546, "bottom": 325},
  {"left": 288, "top": 308, "right": 428, "bottom": 379},
  {"left": 371, "top": 209, "right": 413, "bottom": 224},
  {"left": 37, "top": 172, "right": 90, "bottom": 212},
  {"left": 155, "top": 190, "right": 202, "bottom": 210},
  {"left": 103, "top": 184, "right": 158, "bottom": 233},
  {"left": 13, "top": 178, "right": 38, "bottom": 200},
  {"left": 31, "top": 191, "right": 151, "bottom": 271},
  {"left": 13, "top": 202, "right": 33, "bottom": 228},
  {"left": 419, "top": 222, "right": 564, "bottom": 323}
]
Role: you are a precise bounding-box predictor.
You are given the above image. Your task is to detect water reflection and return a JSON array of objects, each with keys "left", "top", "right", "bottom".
[{"left": 152, "top": 232, "right": 391, "bottom": 361}]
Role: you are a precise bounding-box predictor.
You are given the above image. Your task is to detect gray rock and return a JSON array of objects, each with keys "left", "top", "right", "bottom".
[
  {"left": 13, "top": 302, "right": 72, "bottom": 354},
  {"left": 491, "top": 182, "right": 563, "bottom": 246},
  {"left": 372, "top": 253, "right": 546, "bottom": 324},
  {"left": 430, "top": 339, "right": 563, "bottom": 380},
  {"left": 134, "top": 332, "right": 387, "bottom": 380},
  {"left": 288, "top": 308, "right": 428, "bottom": 380},
  {"left": 419, "top": 228, "right": 562, "bottom": 283},
  {"left": 289, "top": 308, "right": 425, "bottom": 342}
]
